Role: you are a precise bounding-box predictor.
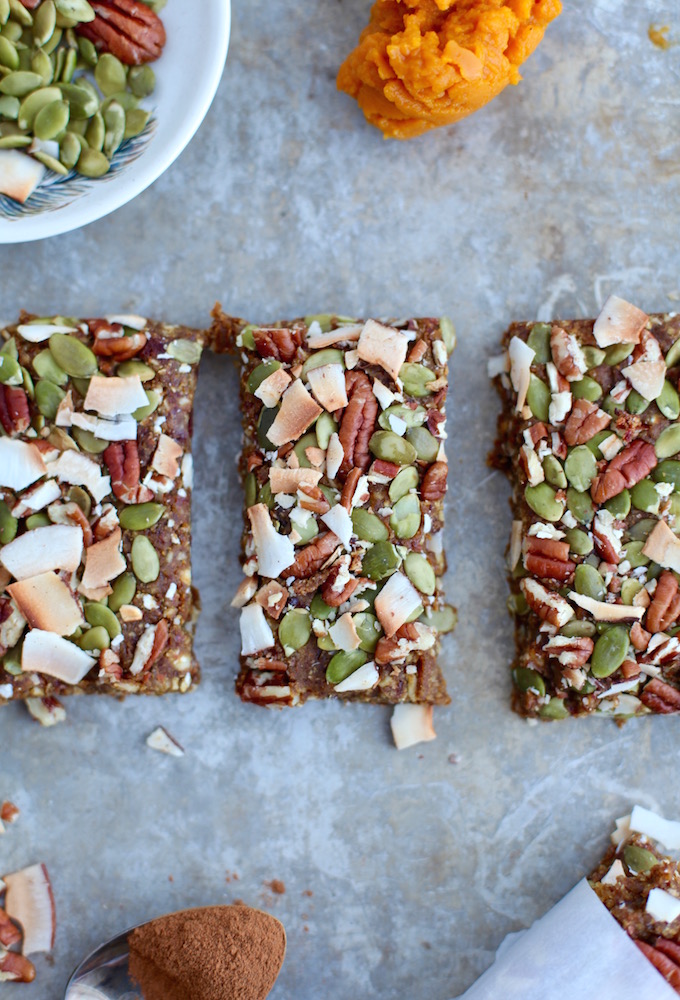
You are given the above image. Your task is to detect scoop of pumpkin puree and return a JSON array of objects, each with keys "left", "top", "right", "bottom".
[{"left": 337, "top": 0, "right": 562, "bottom": 139}]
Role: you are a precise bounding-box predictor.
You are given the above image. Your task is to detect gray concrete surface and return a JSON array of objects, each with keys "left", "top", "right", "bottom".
[{"left": 1, "top": 1, "right": 680, "bottom": 996}]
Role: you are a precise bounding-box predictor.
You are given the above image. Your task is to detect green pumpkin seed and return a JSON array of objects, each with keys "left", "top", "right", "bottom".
[
  {"left": 605, "top": 343, "right": 635, "bottom": 365},
  {"left": 666, "top": 339, "right": 680, "bottom": 369},
  {"left": 59, "top": 81, "right": 99, "bottom": 118},
  {"left": 543, "top": 454, "right": 567, "bottom": 489},
  {"left": 131, "top": 536, "right": 159, "bottom": 583},
  {"left": 77, "top": 34, "right": 97, "bottom": 65},
  {"left": 326, "top": 649, "right": 368, "bottom": 685},
  {"left": 21, "top": 366, "right": 34, "bottom": 399},
  {"left": 623, "top": 844, "right": 659, "bottom": 874},
  {"left": 33, "top": 0, "right": 56, "bottom": 46},
  {"left": 55, "top": 0, "right": 95, "bottom": 22},
  {"left": 420, "top": 604, "right": 457, "bottom": 633},
  {"left": 278, "top": 609, "right": 311, "bottom": 655},
  {"left": 539, "top": 697, "right": 569, "bottom": 719},
  {"left": 600, "top": 390, "right": 620, "bottom": 414},
  {"left": 526, "top": 323, "right": 551, "bottom": 364},
  {"left": 2, "top": 644, "right": 22, "bottom": 676},
  {"left": 301, "top": 348, "right": 344, "bottom": 379},
  {"left": 25, "top": 512, "right": 50, "bottom": 529},
  {"left": 571, "top": 375, "right": 602, "bottom": 402},
  {"left": 60, "top": 45, "right": 76, "bottom": 83},
  {"left": 310, "top": 593, "right": 334, "bottom": 620},
  {"left": 84, "top": 109, "right": 104, "bottom": 150},
  {"left": 132, "top": 388, "right": 161, "bottom": 422},
  {"left": 8, "top": 0, "right": 32, "bottom": 26},
  {"left": 526, "top": 375, "right": 550, "bottom": 421},
  {"left": 0, "top": 0, "right": 9, "bottom": 25},
  {"left": 0, "top": 34, "right": 18, "bottom": 70},
  {"left": 655, "top": 423, "right": 680, "bottom": 459},
  {"left": 574, "top": 564, "right": 606, "bottom": 601},
  {"left": 72, "top": 426, "right": 108, "bottom": 453},
  {"left": 315, "top": 412, "right": 336, "bottom": 450},
  {"left": 389, "top": 466, "right": 419, "bottom": 502},
  {"left": 32, "top": 148, "right": 68, "bottom": 174},
  {"left": 75, "top": 145, "right": 109, "bottom": 177},
  {"left": 316, "top": 632, "right": 336, "bottom": 652},
  {"left": 256, "top": 407, "right": 277, "bottom": 451},
  {"left": 390, "top": 493, "right": 421, "bottom": 539},
  {"left": 67, "top": 485, "right": 91, "bottom": 516},
  {"left": 362, "top": 540, "right": 401, "bottom": 581},
  {"left": 585, "top": 430, "right": 613, "bottom": 459},
  {"left": 84, "top": 602, "right": 121, "bottom": 639},
  {"left": 605, "top": 488, "right": 630, "bottom": 519},
  {"left": 49, "top": 333, "right": 97, "bottom": 377},
  {"left": 33, "top": 97, "right": 69, "bottom": 140},
  {"left": 400, "top": 362, "right": 435, "bottom": 397},
  {"left": 58, "top": 128, "right": 80, "bottom": 167},
  {"left": 248, "top": 360, "right": 281, "bottom": 394},
  {"left": 288, "top": 431, "right": 315, "bottom": 468},
  {"left": 77, "top": 625, "right": 109, "bottom": 651},
  {"left": 351, "top": 508, "right": 388, "bottom": 543},
  {"left": 405, "top": 425, "right": 439, "bottom": 463},
  {"left": 103, "top": 98, "right": 124, "bottom": 158},
  {"left": 513, "top": 667, "right": 546, "bottom": 696},
  {"left": 620, "top": 579, "right": 643, "bottom": 604},
  {"left": 524, "top": 483, "right": 565, "bottom": 522},
  {"left": 629, "top": 517, "right": 657, "bottom": 541},
  {"left": 167, "top": 339, "right": 202, "bottom": 364},
  {"left": 654, "top": 460, "right": 680, "bottom": 492},
  {"left": 293, "top": 512, "right": 318, "bottom": 544},
  {"left": 33, "top": 348, "right": 67, "bottom": 385},
  {"left": 124, "top": 107, "right": 149, "bottom": 139},
  {"left": 0, "top": 353, "right": 21, "bottom": 384},
  {"left": 439, "top": 316, "right": 456, "bottom": 355},
  {"left": 582, "top": 346, "right": 606, "bottom": 370},
  {"left": 353, "top": 612, "right": 382, "bottom": 652},
  {"left": 507, "top": 592, "right": 529, "bottom": 615},
  {"left": 116, "top": 359, "right": 154, "bottom": 382},
  {"left": 404, "top": 551, "right": 435, "bottom": 595},
  {"left": 566, "top": 486, "right": 595, "bottom": 525},
  {"left": 657, "top": 380, "right": 680, "bottom": 420},
  {"left": 564, "top": 445, "right": 598, "bottom": 492},
  {"left": 0, "top": 21, "right": 21, "bottom": 42},
  {"left": 378, "top": 404, "right": 426, "bottom": 432},
  {"left": 119, "top": 502, "right": 165, "bottom": 531},
  {"left": 94, "top": 51, "right": 126, "bottom": 96},
  {"left": 109, "top": 572, "right": 136, "bottom": 612},
  {"left": 631, "top": 478, "right": 660, "bottom": 514},
  {"left": 565, "top": 527, "right": 593, "bottom": 556},
  {"left": 0, "top": 93, "right": 18, "bottom": 118},
  {"left": 0, "top": 70, "right": 44, "bottom": 96},
  {"left": 35, "top": 378, "right": 65, "bottom": 419},
  {"left": 591, "top": 626, "right": 629, "bottom": 678},
  {"left": 0, "top": 134, "right": 32, "bottom": 148},
  {"left": 54, "top": 11, "right": 77, "bottom": 27},
  {"left": 244, "top": 472, "right": 257, "bottom": 509},
  {"left": 626, "top": 389, "right": 649, "bottom": 415},
  {"left": 0, "top": 499, "right": 18, "bottom": 544},
  {"left": 369, "top": 430, "right": 417, "bottom": 466},
  {"left": 560, "top": 619, "right": 597, "bottom": 638},
  {"left": 624, "top": 540, "right": 650, "bottom": 568}
]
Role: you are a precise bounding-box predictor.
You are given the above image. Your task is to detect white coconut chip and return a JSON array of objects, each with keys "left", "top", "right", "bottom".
[
  {"left": 46, "top": 451, "right": 111, "bottom": 504},
  {"left": 4, "top": 863, "right": 55, "bottom": 955},
  {"left": 307, "top": 364, "right": 348, "bottom": 411},
  {"left": 8, "top": 572, "right": 83, "bottom": 635},
  {"left": 374, "top": 571, "right": 422, "bottom": 638},
  {"left": 601, "top": 859, "right": 626, "bottom": 886},
  {"left": 151, "top": 434, "right": 183, "bottom": 480},
  {"left": 84, "top": 375, "right": 148, "bottom": 417},
  {"left": 267, "top": 380, "right": 322, "bottom": 447},
  {"left": 328, "top": 612, "right": 361, "bottom": 652},
  {"left": 0, "top": 150, "right": 45, "bottom": 204},
  {"left": 356, "top": 319, "right": 409, "bottom": 383},
  {"left": 593, "top": 295, "right": 648, "bottom": 348},
  {"left": 642, "top": 520, "right": 680, "bottom": 573},
  {"left": 508, "top": 336, "right": 535, "bottom": 413},
  {"left": 254, "top": 367, "right": 292, "bottom": 408},
  {"left": 240, "top": 603, "right": 275, "bottom": 655},
  {"left": 0, "top": 524, "right": 83, "bottom": 581},
  {"left": 334, "top": 661, "right": 379, "bottom": 693},
  {"left": 10, "top": 479, "right": 61, "bottom": 518},
  {"left": 269, "top": 467, "right": 322, "bottom": 493},
  {"left": 321, "top": 504, "right": 353, "bottom": 551},
  {"left": 629, "top": 805, "right": 680, "bottom": 849},
  {"left": 0, "top": 439, "right": 46, "bottom": 492},
  {"left": 568, "top": 592, "right": 644, "bottom": 621},
  {"left": 22, "top": 630, "right": 94, "bottom": 684},
  {"left": 623, "top": 360, "right": 666, "bottom": 401},
  {"left": 326, "top": 433, "right": 344, "bottom": 480},
  {"left": 70, "top": 412, "right": 137, "bottom": 442},
  {"left": 247, "top": 503, "right": 295, "bottom": 578},
  {"left": 646, "top": 888, "right": 680, "bottom": 924},
  {"left": 390, "top": 704, "right": 436, "bottom": 750}
]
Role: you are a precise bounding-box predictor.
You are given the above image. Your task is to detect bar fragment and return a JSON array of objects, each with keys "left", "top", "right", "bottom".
[
  {"left": 492, "top": 297, "right": 680, "bottom": 719},
  {"left": 212, "top": 308, "right": 456, "bottom": 708},
  {"left": 0, "top": 312, "right": 206, "bottom": 701}
]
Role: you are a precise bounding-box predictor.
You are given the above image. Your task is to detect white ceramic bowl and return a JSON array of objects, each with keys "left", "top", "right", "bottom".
[{"left": 0, "top": 0, "right": 231, "bottom": 244}]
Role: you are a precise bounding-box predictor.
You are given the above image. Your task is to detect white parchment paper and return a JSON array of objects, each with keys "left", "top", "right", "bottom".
[{"left": 457, "top": 879, "right": 676, "bottom": 1000}]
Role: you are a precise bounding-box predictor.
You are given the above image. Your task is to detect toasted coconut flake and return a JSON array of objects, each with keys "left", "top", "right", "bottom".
[
  {"left": 46, "top": 451, "right": 111, "bottom": 504},
  {"left": 642, "top": 519, "right": 680, "bottom": 572},
  {"left": 568, "top": 592, "right": 644, "bottom": 622},
  {"left": 329, "top": 612, "right": 361, "bottom": 652},
  {"left": 10, "top": 480, "right": 60, "bottom": 518},
  {"left": 240, "top": 603, "right": 275, "bottom": 655},
  {"left": 119, "top": 604, "right": 143, "bottom": 622},
  {"left": 0, "top": 150, "right": 45, "bottom": 205},
  {"left": 79, "top": 528, "right": 126, "bottom": 595},
  {"left": 335, "top": 660, "right": 379, "bottom": 692},
  {"left": 305, "top": 446, "right": 325, "bottom": 468},
  {"left": 9, "top": 572, "right": 83, "bottom": 636},
  {"left": 267, "top": 380, "right": 322, "bottom": 447},
  {"left": 307, "top": 364, "right": 348, "bottom": 411},
  {"left": 1, "top": 525, "right": 83, "bottom": 582},
  {"left": 508, "top": 520, "right": 523, "bottom": 571},
  {"left": 16, "top": 322, "right": 76, "bottom": 343},
  {"left": 593, "top": 295, "right": 648, "bottom": 347},
  {"left": 375, "top": 571, "right": 422, "bottom": 638},
  {"left": 71, "top": 412, "right": 137, "bottom": 442},
  {"left": 55, "top": 390, "right": 75, "bottom": 427},
  {"left": 151, "top": 434, "right": 183, "bottom": 480},
  {"left": 269, "top": 468, "right": 322, "bottom": 493},
  {"left": 4, "top": 864, "right": 55, "bottom": 955},
  {"left": 306, "top": 323, "right": 363, "bottom": 349},
  {"left": 357, "top": 319, "right": 409, "bottom": 383},
  {"left": 326, "top": 433, "right": 344, "bottom": 480},
  {"left": 255, "top": 580, "right": 289, "bottom": 619},
  {"left": 0, "top": 440, "right": 46, "bottom": 492},
  {"left": 623, "top": 359, "right": 666, "bottom": 401},
  {"left": 508, "top": 336, "right": 534, "bottom": 412},
  {"left": 629, "top": 805, "right": 680, "bottom": 849},
  {"left": 230, "top": 576, "right": 258, "bottom": 609},
  {"left": 372, "top": 377, "right": 398, "bottom": 409},
  {"left": 254, "top": 368, "right": 292, "bottom": 408},
  {"left": 247, "top": 503, "right": 295, "bottom": 578},
  {"left": 321, "top": 504, "right": 353, "bottom": 551},
  {"left": 390, "top": 704, "right": 436, "bottom": 750},
  {"left": 22, "top": 630, "right": 94, "bottom": 683},
  {"left": 84, "top": 375, "right": 147, "bottom": 417},
  {"left": 146, "top": 726, "right": 184, "bottom": 758}
]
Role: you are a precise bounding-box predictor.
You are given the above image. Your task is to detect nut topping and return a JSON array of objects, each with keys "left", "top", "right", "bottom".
[
  {"left": 640, "top": 678, "right": 680, "bottom": 713},
  {"left": 646, "top": 571, "right": 680, "bottom": 633},
  {"left": 591, "top": 439, "right": 657, "bottom": 504},
  {"left": 90, "top": 320, "right": 147, "bottom": 360},
  {"left": 338, "top": 371, "right": 378, "bottom": 477},
  {"left": 77, "top": 0, "right": 166, "bottom": 65},
  {"left": 253, "top": 327, "right": 302, "bottom": 363},
  {"left": 524, "top": 535, "right": 575, "bottom": 581},
  {"left": 564, "top": 398, "right": 610, "bottom": 446},
  {"left": 104, "top": 441, "right": 154, "bottom": 505},
  {"left": 0, "top": 386, "right": 30, "bottom": 437},
  {"left": 421, "top": 461, "right": 447, "bottom": 501}
]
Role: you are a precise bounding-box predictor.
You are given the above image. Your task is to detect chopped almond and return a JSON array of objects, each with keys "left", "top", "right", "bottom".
[
  {"left": 146, "top": 726, "right": 184, "bottom": 758},
  {"left": 642, "top": 519, "right": 680, "bottom": 573},
  {"left": 593, "top": 295, "right": 648, "bottom": 347},
  {"left": 79, "top": 528, "right": 126, "bottom": 595},
  {"left": 0, "top": 439, "right": 46, "bottom": 492},
  {"left": 374, "top": 571, "right": 422, "bottom": 638},
  {"left": 372, "top": 377, "right": 398, "bottom": 410},
  {"left": 304, "top": 446, "right": 325, "bottom": 468},
  {"left": 1, "top": 525, "right": 83, "bottom": 581},
  {"left": 119, "top": 604, "right": 143, "bottom": 622},
  {"left": 307, "top": 364, "right": 348, "bottom": 411},
  {"left": 357, "top": 320, "right": 409, "bottom": 383},
  {"left": 326, "top": 433, "right": 344, "bottom": 480},
  {"left": 568, "top": 592, "right": 644, "bottom": 622},
  {"left": 390, "top": 704, "right": 436, "bottom": 750},
  {"left": 269, "top": 467, "right": 322, "bottom": 493},
  {"left": 84, "top": 375, "right": 147, "bottom": 416},
  {"left": 8, "top": 572, "right": 83, "bottom": 635},
  {"left": 21, "top": 630, "right": 94, "bottom": 683},
  {"left": 267, "top": 380, "right": 322, "bottom": 447},
  {"left": 230, "top": 576, "right": 258, "bottom": 609},
  {"left": 151, "top": 434, "right": 183, "bottom": 480},
  {"left": 247, "top": 503, "right": 295, "bottom": 578},
  {"left": 254, "top": 368, "right": 292, "bottom": 408}
]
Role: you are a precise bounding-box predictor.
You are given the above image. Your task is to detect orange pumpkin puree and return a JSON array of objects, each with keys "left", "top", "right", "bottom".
[{"left": 337, "top": 0, "right": 562, "bottom": 139}]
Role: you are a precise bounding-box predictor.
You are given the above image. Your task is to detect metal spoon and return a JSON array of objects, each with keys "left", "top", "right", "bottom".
[{"left": 64, "top": 926, "right": 141, "bottom": 1000}]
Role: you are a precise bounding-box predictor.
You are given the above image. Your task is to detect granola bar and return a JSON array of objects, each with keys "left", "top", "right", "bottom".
[
  {"left": 492, "top": 296, "right": 680, "bottom": 719},
  {"left": 590, "top": 808, "right": 680, "bottom": 993},
  {"left": 0, "top": 312, "right": 206, "bottom": 701},
  {"left": 211, "top": 307, "right": 457, "bottom": 707}
]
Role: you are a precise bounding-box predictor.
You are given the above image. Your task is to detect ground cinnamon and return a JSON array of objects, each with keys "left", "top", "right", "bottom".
[{"left": 128, "top": 905, "right": 286, "bottom": 1000}]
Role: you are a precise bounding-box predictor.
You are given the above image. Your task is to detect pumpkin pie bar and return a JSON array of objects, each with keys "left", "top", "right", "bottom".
[
  {"left": 492, "top": 296, "right": 680, "bottom": 719},
  {"left": 0, "top": 312, "right": 206, "bottom": 702},
  {"left": 211, "top": 307, "right": 456, "bottom": 708}
]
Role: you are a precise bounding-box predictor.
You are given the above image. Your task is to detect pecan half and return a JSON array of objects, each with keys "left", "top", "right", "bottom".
[
  {"left": 550, "top": 325, "right": 586, "bottom": 381},
  {"left": 77, "top": 0, "right": 166, "bottom": 65},
  {"left": 0, "top": 952, "right": 35, "bottom": 983},
  {"left": 646, "top": 571, "right": 680, "bottom": 633},
  {"left": 0, "top": 385, "right": 29, "bottom": 436},
  {"left": 421, "top": 461, "right": 447, "bottom": 501},
  {"left": 520, "top": 578, "right": 574, "bottom": 627},
  {"left": 636, "top": 940, "right": 680, "bottom": 990},
  {"left": 564, "top": 399, "right": 610, "bottom": 446},
  {"left": 524, "top": 536, "right": 575, "bottom": 582},
  {"left": 339, "top": 371, "right": 378, "bottom": 477},
  {"left": 104, "top": 441, "right": 154, "bottom": 504},
  {"left": 287, "top": 532, "right": 339, "bottom": 578},
  {"left": 375, "top": 622, "right": 421, "bottom": 664},
  {"left": 297, "top": 484, "right": 330, "bottom": 514},
  {"left": 371, "top": 459, "right": 401, "bottom": 479},
  {"left": 591, "top": 439, "right": 657, "bottom": 504},
  {"left": 90, "top": 319, "right": 147, "bottom": 360},
  {"left": 407, "top": 340, "right": 427, "bottom": 363},
  {"left": 321, "top": 560, "right": 359, "bottom": 607},
  {"left": 0, "top": 907, "right": 20, "bottom": 948},
  {"left": 630, "top": 621, "right": 651, "bottom": 651},
  {"left": 340, "top": 467, "right": 362, "bottom": 510},
  {"left": 640, "top": 677, "right": 680, "bottom": 713},
  {"left": 253, "top": 327, "right": 302, "bottom": 363},
  {"left": 543, "top": 635, "right": 594, "bottom": 667}
]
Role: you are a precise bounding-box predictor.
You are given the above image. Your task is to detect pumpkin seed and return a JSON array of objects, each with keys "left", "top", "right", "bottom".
[
  {"left": 439, "top": 316, "right": 456, "bottom": 355},
  {"left": 248, "top": 360, "right": 281, "bottom": 394},
  {"left": 400, "top": 362, "right": 435, "bottom": 397},
  {"left": 49, "top": 333, "right": 97, "bottom": 377},
  {"left": 543, "top": 454, "right": 567, "bottom": 489},
  {"left": 278, "top": 609, "right": 311, "bottom": 655},
  {"left": 0, "top": 70, "right": 44, "bottom": 96},
  {"left": 25, "top": 512, "right": 50, "bottom": 529},
  {"left": 626, "top": 389, "right": 649, "bottom": 415},
  {"left": 657, "top": 380, "right": 680, "bottom": 420},
  {"left": 571, "top": 375, "right": 602, "bottom": 402},
  {"left": 389, "top": 466, "right": 419, "bottom": 502},
  {"left": 32, "top": 148, "right": 68, "bottom": 174},
  {"left": 84, "top": 108, "right": 104, "bottom": 150},
  {"left": 109, "top": 572, "right": 136, "bottom": 612},
  {"left": 378, "top": 403, "right": 426, "bottom": 432},
  {"left": 582, "top": 345, "right": 606, "bottom": 370},
  {"left": 310, "top": 593, "right": 335, "bottom": 620},
  {"left": 566, "top": 486, "right": 595, "bottom": 525},
  {"left": 655, "top": 423, "right": 680, "bottom": 459},
  {"left": 564, "top": 445, "right": 598, "bottom": 492},
  {"left": 524, "top": 483, "right": 565, "bottom": 522},
  {"left": 0, "top": 499, "right": 18, "bottom": 543},
  {"left": 294, "top": 512, "right": 318, "bottom": 544},
  {"left": 0, "top": 21, "right": 21, "bottom": 42},
  {"left": 54, "top": 11, "right": 77, "bottom": 27},
  {"left": 119, "top": 502, "right": 165, "bottom": 531},
  {"left": 404, "top": 551, "right": 435, "bottom": 595},
  {"left": 55, "top": 0, "right": 95, "bottom": 22},
  {"left": 630, "top": 478, "right": 660, "bottom": 514},
  {"left": 623, "top": 540, "right": 650, "bottom": 568},
  {"left": 290, "top": 431, "right": 316, "bottom": 467},
  {"left": 666, "top": 339, "right": 680, "bottom": 369},
  {"left": 60, "top": 45, "right": 76, "bottom": 83},
  {"left": 84, "top": 602, "right": 121, "bottom": 639},
  {"left": 326, "top": 649, "right": 368, "bottom": 685},
  {"left": 33, "top": 97, "right": 69, "bottom": 139},
  {"left": 301, "top": 348, "right": 344, "bottom": 379},
  {"left": 8, "top": 0, "right": 32, "bottom": 26},
  {"left": 629, "top": 517, "right": 657, "bottom": 541},
  {"left": 2, "top": 643, "right": 22, "bottom": 676},
  {"left": 67, "top": 485, "right": 90, "bottom": 516},
  {"left": 565, "top": 527, "right": 593, "bottom": 556},
  {"left": 0, "top": 34, "right": 18, "bottom": 70},
  {"left": 653, "top": 460, "right": 680, "bottom": 492},
  {"left": 405, "top": 426, "right": 439, "bottom": 463},
  {"left": 560, "top": 619, "right": 597, "bottom": 638},
  {"left": 77, "top": 34, "right": 97, "bottom": 66},
  {"left": 539, "top": 697, "right": 569, "bottom": 719},
  {"left": 0, "top": 134, "right": 31, "bottom": 148},
  {"left": 77, "top": 625, "right": 109, "bottom": 651},
  {"left": 605, "top": 488, "right": 630, "bottom": 519},
  {"left": 315, "top": 412, "right": 336, "bottom": 450},
  {"left": 21, "top": 366, "right": 34, "bottom": 398},
  {"left": 0, "top": 0, "right": 8, "bottom": 24},
  {"left": 526, "top": 323, "right": 551, "bottom": 363},
  {"left": 351, "top": 508, "right": 388, "bottom": 543},
  {"left": 131, "top": 536, "right": 159, "bottom": 583},
  {"left": 59, "top": 81, "right": 98, "bottom": 118},
  {"left": 604, "top": 343, "right": 634, "bottom": 365},
  {"left": 124, "top": 107, "right": 149, "bottom": 139},
  {"left": 513, "top": 667, "right": 546, "bottom": 696},
  {"left": 33, "top": 348, "right": 67, "bottom": 384},
  {"left": 362, "top": 540, "right": 401, "bottom": 581},
  {"left": 591, "top": 626, "right": 629, "bottom": 678},
  {"left": 369, "top": 430, "right": 417, "bottom": 466},
  {"left": 168, "top": 339, "right": 202, "bottom": 364},
  {"left": 35, "top": 378, "right": 65, "bottom": 419},
  {"left": 94, "top": 51, "right": 126, "bottom": 96},
  {"left": 132, "top": 388, "right": 161, "bottom": 422},
  {"left": 351, "top": 612, "right": 380, "bottom": 652},
  {"left": 526, "top": 375, "right": 550, "bottom": 421},
  {"left": 58, "top": 128, "right": 80, "bottom": 167},
  {"left": 620, "top": 578, "right": 643, "bottom": 604},
  {"left": 508, "top": 592, "right": 529, "bottom": 615},
  {"left": 574, "top": 564, "right": 606, "bottom": 601},
  {"left": 0, "top": 353, "right": 21, "bottom": 384},
  {"left": 75, "top": 145, "right": 109, "bottom": 177},
  {"left": 426, "top": 605, "right": 458, "bottom": 632},
  {"left": 33, "top": 0, "right": 56, "bottom": 46},
  {"left": 116, "top": 359, "right": 155, "bottom": 382},
  {"left": 72, "top": 426, "right": 108, "bottom": 453},
  {"left": 244, "top": 472, "right": 257, "bottom": 509},
  {"left": 102, "top": 98, "right": 124, "bottom": 158},
  {"left": 390, "top": 493, "right": 421, "bottom": 539},
  {"left": 0, "top": 93, "right": 18, "bottom": 117},
  {"left": 623, "top": 843, "right": 659, "bottom": 874}
]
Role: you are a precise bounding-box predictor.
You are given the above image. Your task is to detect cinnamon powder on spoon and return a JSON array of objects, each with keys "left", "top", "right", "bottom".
[{"left": 128, "top": 905, "right": 286, "bottom": 1000}]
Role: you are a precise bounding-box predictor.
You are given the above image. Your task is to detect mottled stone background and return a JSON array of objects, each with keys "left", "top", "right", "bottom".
[{"left": 1, "top": 2, "right": 680, "bottom": 996}]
